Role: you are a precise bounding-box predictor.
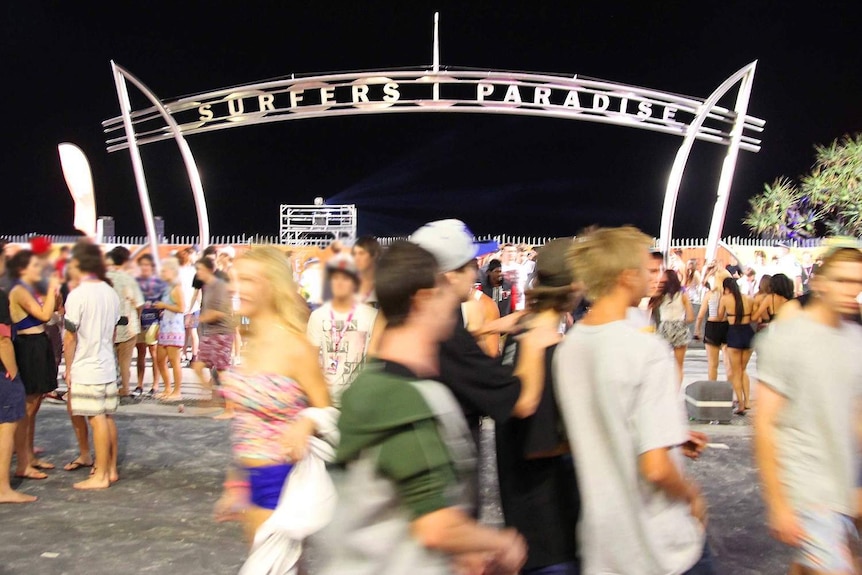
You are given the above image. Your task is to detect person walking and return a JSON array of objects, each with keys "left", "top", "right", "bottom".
[
  {"left": 755, "top": 247, "right": 862, "bottom": 573},
  {"left": 655, "top": 269, "right": 695, "bottom": 386},
  {"left": 191, "top": 257, "right": 235, "bottom": 390},
  {"left": 555, "top": 226, "right": 712, "bottom": 575},
  {"left": 63, "top": 243, "right": 121, "bottom": 490},
  {"left": 719, "top": 277, "right": 755, "bottom": 414},
  {"left": 317, "top": 241, "right": 527, "bottom": 575}
]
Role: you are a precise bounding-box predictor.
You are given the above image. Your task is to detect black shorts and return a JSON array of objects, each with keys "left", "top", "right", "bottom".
[
  {"left": 727, "top": 324, "right": 755, "bottom": 350},
  {"left": 14, "top": 333, "right": 59, "bottom": 395},
  {"left": 703, "top": 321, "right": 728, "bottom": 347}
]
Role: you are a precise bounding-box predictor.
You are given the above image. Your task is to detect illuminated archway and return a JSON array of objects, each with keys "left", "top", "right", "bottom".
[{"left": 103, "top": 14, "right": 763, "bottom": 259}]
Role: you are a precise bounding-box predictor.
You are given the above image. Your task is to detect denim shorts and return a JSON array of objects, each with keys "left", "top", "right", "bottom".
[{"left": 0, "top": 372, "right": 26, "bottom": 424}]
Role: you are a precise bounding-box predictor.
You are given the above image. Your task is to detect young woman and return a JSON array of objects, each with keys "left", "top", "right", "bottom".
[
  {"left": 655, "top": 270, "right": 695, "bottom": 385},
  {"left": 694, "top": 267, "right": 732, "bottom": 382},
  {"left": 154, "top": 258, "right": 185, "bottom": 400},
  {"left": 719, "top": 277, "right": 755, "bottom": 414},
  {"left": 753, "top": 272, "right": 793, "bottom": 327},
  {"left": 751, "top": 275, "right": 772, "bottom": 331},
  {"left": 496, "top": 238, "right": 580, "bottom": 574},
  {"left": 214, "top": 247, "right": 330, "bottom": 543},
  {"left": 7, "top": 250, "right": 60, "bottom": 479}
]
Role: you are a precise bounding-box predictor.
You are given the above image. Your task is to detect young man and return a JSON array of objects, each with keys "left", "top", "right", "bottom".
[
  {"left": 191, "top": 257, "right": 234, "bottom": 390},
  {"left": 481, "top": 258, "right": 514, "bottom": 318},
  {"left": 64, "top": 243, "right": 121, "bottom": 490},
  {"left": 755, "top": 247, "right": 862, "bottom": 574},
  {"left": 307, "top": 254, "right": 379, "bottom": 407},
  {"left": 135, "top": 253, "right": 166, "bottom": 395},
  {"left": 500, "top": 243, "right": 524, "bottom": 311},
  {"left": 352, "top": 236, "right": 381, "bottom": 308},
  {"left": 0, "top": 287, "right": 37, "bottom": 503},
  {"left": 319, "top": 241, "right": 527, "bottom": 575},
  {"left": 554, "top": 226, "right": 711, "bottom": 574},
  {"left": 411, "top": 220, "right": 549, "bottom": 447},
  {"left": 106, "top": 247, "right": 145, "bottom": 397}
]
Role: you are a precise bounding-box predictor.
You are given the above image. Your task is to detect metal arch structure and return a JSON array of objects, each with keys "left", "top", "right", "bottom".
[
  {"left": 110, "top": 61, "right": 210, "bottom": 265},
  {"left": 104, "top": 15, "right": 763, "bottom": 256}
]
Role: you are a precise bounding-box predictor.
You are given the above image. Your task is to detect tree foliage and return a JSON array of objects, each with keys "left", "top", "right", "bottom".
[{"left": 745, "top": 134, "right": 862, "bottom": 239}]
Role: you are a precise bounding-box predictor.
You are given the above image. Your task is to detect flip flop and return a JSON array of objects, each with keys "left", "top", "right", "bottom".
[
  {"left": 32, "top": 461, "right": 55, "bottom": 471},
  {"left": 64, "top": 460, "right": 94, "bottom": 472}
]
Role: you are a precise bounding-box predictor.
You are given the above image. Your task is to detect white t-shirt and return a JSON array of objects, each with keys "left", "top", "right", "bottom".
[
  {"left": 179, "top": 264, "right": 200, "bottom": 313},
  {"left": 553, "top": 321, "right": 704, "bottom": 574},
  {"left": 65, "top": 281, "right": 121, "bottom": 385},
  {"left": 307, "top": 301, "right": 378, "bottom": 407}
]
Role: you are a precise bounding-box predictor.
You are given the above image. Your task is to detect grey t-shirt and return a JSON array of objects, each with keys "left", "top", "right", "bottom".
[
  {"left": 553, "top": 321, "right": 704, "bottom": 575},
  {"left": 755, "top": 314, "right": 862, "bottom": 516},
  {"left": 200, "top": 278, "right": 234, "bottom": 336}
]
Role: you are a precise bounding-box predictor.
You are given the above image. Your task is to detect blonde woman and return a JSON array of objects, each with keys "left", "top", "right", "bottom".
[
  {"left": 154, "top": 258, "right": 185, "bottom": 399},
  {"left": 694, "top": 266, "right": 732, "bottom": 382},
  {"left": 214, "top": 247, "right": 330, "bottom": 543}
]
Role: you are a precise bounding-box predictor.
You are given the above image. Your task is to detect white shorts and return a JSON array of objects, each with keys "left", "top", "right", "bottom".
[
  {"left": 71, "top": 382, "right": 119, "bottom": 417},
  {"left": 796, "top": 507, "right": 857, "bottom": 573}
]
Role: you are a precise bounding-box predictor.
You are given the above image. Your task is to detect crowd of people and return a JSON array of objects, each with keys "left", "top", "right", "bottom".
[{"left": 1, "top": 227, "right": 861, "bottom": 575}]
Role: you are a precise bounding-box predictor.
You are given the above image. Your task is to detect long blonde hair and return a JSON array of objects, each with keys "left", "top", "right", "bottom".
[{"left": 236, "top": 247, "right": 309, "bottom": 335}]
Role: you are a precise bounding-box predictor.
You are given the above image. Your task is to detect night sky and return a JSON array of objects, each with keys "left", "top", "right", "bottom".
[{"left": 3, "top": 2, "right": 861, "bottom": 239}]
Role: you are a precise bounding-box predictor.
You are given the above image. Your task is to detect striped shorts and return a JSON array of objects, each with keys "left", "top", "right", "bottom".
[{"left": 70, "top": 382, "right": 119, "bottom": 417}]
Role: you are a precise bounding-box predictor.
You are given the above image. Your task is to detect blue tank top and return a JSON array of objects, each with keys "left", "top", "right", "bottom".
[{"left": 12, "top": 281, "right": 45, "bottom": 333}]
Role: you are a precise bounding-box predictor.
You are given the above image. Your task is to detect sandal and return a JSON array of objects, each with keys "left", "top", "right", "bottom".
[
  {"left": 64, "top": 460, "right": 94, "bottom": 472},
  {"left": 15, "top": 469, "right": 48, "bottom": 480}
]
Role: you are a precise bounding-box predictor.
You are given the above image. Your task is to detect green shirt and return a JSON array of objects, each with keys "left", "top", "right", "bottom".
[{"left": 337, "top": 366, "right": 458, "bottom": 519}]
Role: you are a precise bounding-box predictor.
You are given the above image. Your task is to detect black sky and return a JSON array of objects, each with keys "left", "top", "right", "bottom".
[{"left": 3, "top": 1, "right": 862, "bottom": 239}]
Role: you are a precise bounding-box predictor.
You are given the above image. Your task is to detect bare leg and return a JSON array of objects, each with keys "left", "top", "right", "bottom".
[
  {"left": 135, "top": 343, "right": 147, "bottom": 390},
  {"left": 106, "top": 415, "right": 119, "bottom": 483},
  {"left": 706, "top": 344, "right": 720, "bottom": 381},
  {"left": 727, "top": 348, "right": 745, "bottom": 414},
  {"left": 192, "top": 361, "right": 210, "bottom": 388},
  {"left": 74, "top": 414, "right": 111, "bottom": 490},
  {"left": 13, "top": 416, "right": 44, "bottom": 479},
  {"left": 116, "top": 337, "right": 136, "bottom": 396},
  {"left": 0, "top": 421, "right": 37, "bottom": 503},
  {"left": 64, "top": 387, "right": 92, "bottom": 469},
  {"left": 741, "top": 349, "right": 754, "bottom": 410},
  {"left": 167, "top": 347, "right": 183, "bottom": 398},
  {"left": 25, "top": 394, "right": 52, "bottom": 469},
  {"left": 148, "top": 345, "right": 160, "bottom": 388},
  {"left": 673, "top": 346, "right": 686, "bottom": 388},
  {"left": 156, "top": 346, "right": 171, "bottom": 397}
]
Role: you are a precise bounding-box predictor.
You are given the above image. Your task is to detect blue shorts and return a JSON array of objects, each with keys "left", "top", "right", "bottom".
[
  {"left": 795, "top": 507, "right": 857, "bottom": 573},
  {"left": 0, "top": 372, "right": 26, "bottom": 424},
  {"left": 246, "top": 464, "right": 293, "bottom": 510}
]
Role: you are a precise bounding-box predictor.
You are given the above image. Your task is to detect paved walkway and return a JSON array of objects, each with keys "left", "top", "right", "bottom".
[{"left": 1, "top": 350, "right": 790, "bottom": 574}]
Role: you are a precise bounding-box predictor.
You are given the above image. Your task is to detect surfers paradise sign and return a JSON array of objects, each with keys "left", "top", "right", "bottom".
[{"left": 102, "top": 13, "right": 763, "bottom": 263}]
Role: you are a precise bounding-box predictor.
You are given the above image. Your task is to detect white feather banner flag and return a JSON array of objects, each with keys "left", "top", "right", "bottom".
[{"left": 58, "top": 143, "right": 97, "bottom": 238}]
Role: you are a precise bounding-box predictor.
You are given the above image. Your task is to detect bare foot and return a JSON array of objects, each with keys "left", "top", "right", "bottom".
[
  {"left": 32, "top": 459, "right": 55, "bottom": 470},
  {"left": 0, "top": 490, "right": 38, "bottom": 504},
  {"left": 73, "top": 475, "right": 111, "bottom": 490},
  {"left": 212, "top": 411, "right": 234, "bottom": 420},
  {"left": 165, "top": 392, "right": 183, "bottom": 401},
  {"left": 63, "top": 458, "right": 94, "bottom": 471},
  {"left": 33, "top": 446, "right": 45, "bottom": 455},
  {"left": 14, "top": 467, "right": 48, "bottom": 480}
]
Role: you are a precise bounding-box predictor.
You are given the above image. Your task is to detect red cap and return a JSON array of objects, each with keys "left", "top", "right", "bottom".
[{"left": 30, "top": 236, "right": 52, "bottom": 256}]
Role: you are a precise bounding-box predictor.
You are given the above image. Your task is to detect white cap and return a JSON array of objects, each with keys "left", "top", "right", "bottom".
[
  {"left": 218, "top": 246, "right": 236, "bottom": 259},
  {"left": 410, "top": 219, "right": 478, "bottom": 272}
]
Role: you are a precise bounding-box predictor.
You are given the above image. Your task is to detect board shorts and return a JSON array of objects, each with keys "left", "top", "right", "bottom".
[
  {"left": 0, "top": 371, "right": 26, "bottom": 424},
  {"left": 71, "top": 382, "right": 119, "bottom": 417},
  {"left": 198, "top": 333, "right": 234, "bottom": 371},
  {"left": 794, "top": 506, "right": 857, "bottom": 573}
]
